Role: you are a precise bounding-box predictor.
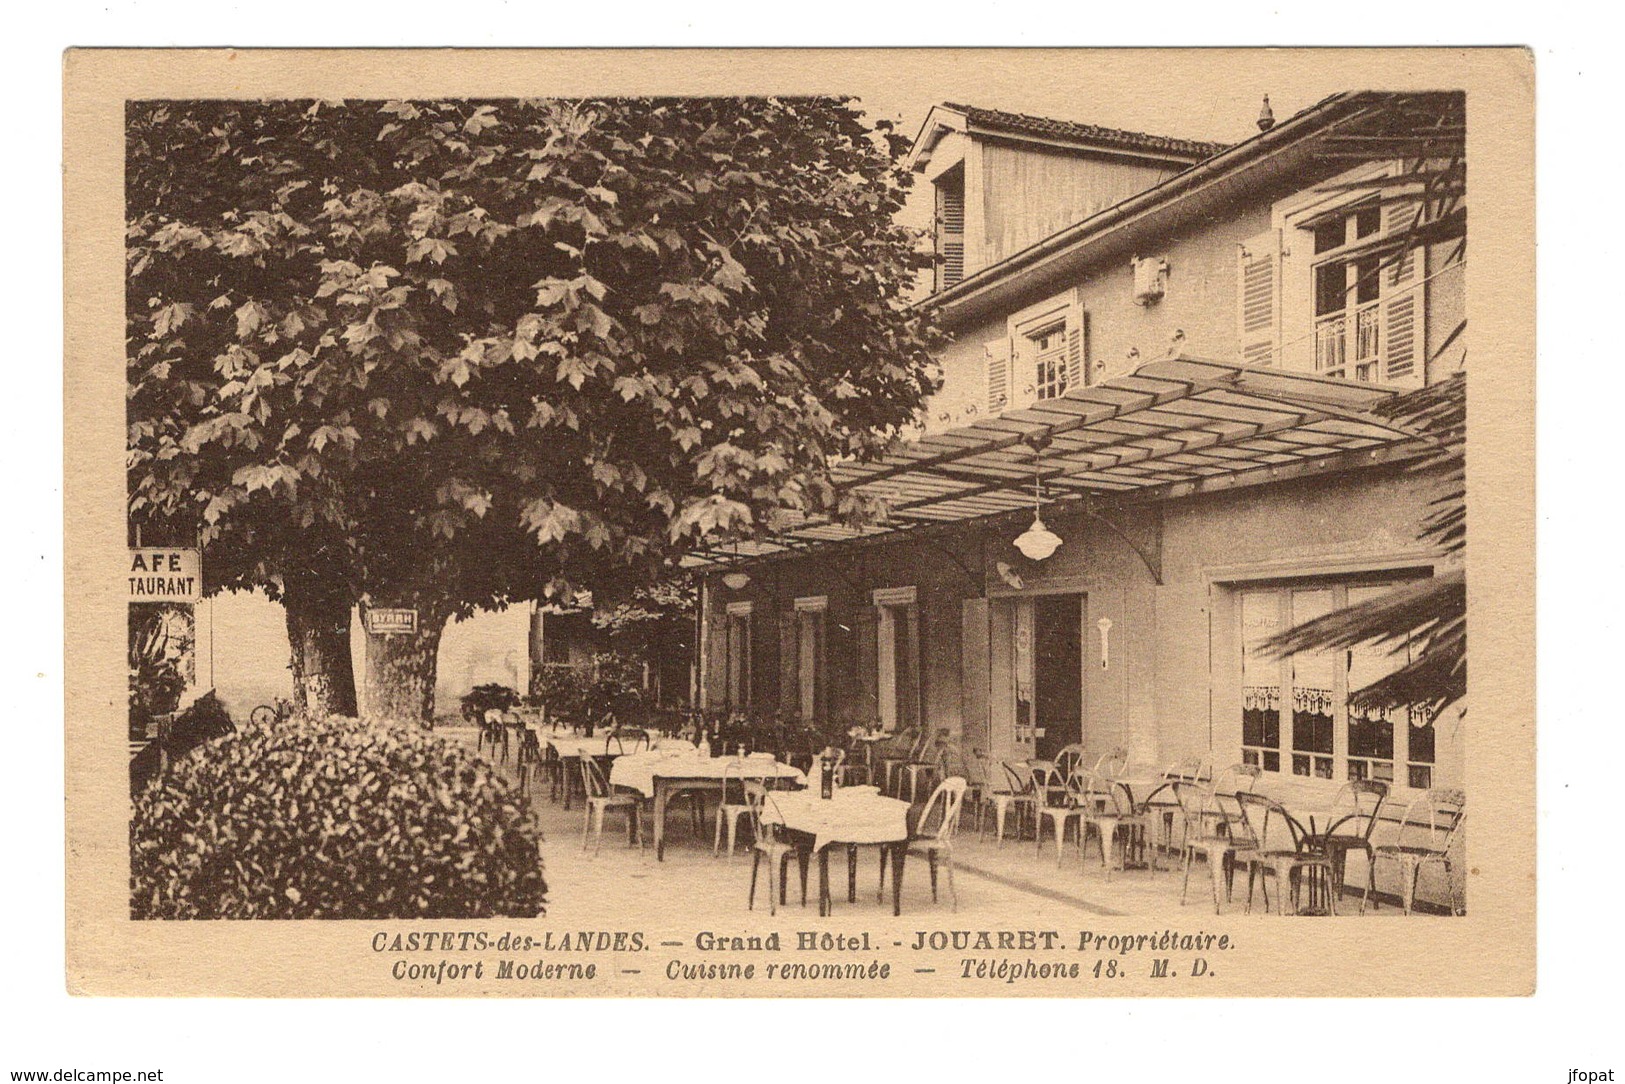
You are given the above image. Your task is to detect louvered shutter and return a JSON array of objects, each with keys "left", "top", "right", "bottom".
[
  {"left": 1380, "top": 202, "right": 1425, "bottom": 385},
  {"left": 936, "top": 181, "right": 966, "bottom": 290},
  {"left": 778, "top": 607, "right": 798, "bottom": 719},
  {"left": 960, "top": 598, "right": 990, "bottom": 749},
  {"left": 855, "top": 607, "right": 879, "bottom": 727},
  {"left": 985, "top": 337, "right": 1012, "bottom": 415},
  {"left": 1066, "top": 299, "right": 1088, "bottom": 389},
  {"left": 1237, "top": 229, "right": 1281, "bottom": 367}
]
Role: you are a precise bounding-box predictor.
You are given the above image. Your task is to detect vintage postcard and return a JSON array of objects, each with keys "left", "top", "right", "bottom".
[{"left": 64, "top": 47, "right": 1534, "bottom": 997}]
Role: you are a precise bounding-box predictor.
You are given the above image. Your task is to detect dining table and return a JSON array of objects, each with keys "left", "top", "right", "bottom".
[
  {"left": 525, "top": 728, "right": 667, "bottom": 809},
  {"left": 759, "top": 786, "right": 913, "bottom": 916},
  {"left": 608, "top": 749, "right": 805, "bottom": 860}
]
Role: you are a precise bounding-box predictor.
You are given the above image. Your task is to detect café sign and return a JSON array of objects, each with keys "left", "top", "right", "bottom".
[
  {"left": 366, "top": 608, "right": 418, "bottom": 635},
  {"left": 127, "top": 548, "right": 201, "bottom": 603}
]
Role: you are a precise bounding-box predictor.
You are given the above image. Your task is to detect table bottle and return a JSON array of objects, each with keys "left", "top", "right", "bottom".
[{"left": 820, "top": 755, "right": 834, "bottom": 800}]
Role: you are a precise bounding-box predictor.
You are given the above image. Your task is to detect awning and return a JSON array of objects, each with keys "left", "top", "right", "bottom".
[{"left": 683, "top": 357, "right": 1428, "bottom": 569}]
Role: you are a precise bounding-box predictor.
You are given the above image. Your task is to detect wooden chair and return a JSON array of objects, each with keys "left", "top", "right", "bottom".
[
  {"left": 1237, "top": 791, "right": 1336, "bottom": 915},
  {"left": 743, "top": 782, "right": 808, "bottom": 916},
  {"left": 882, "top": 776, "right": 968, "bottom": 911},
  {"left": 1365, "top": 788, "right": 1466, "bottom": 916},
  {"left": 579, "top": 753, "right": 646, "bottom": 857}
]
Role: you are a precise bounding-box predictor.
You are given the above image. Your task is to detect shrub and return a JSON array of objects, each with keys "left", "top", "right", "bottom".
[
  {"left": 132, "top": 714, "right": 546, "bottom": 919},
  {"left": 129, "top": 690, "right": 237, "bottom": 798},
  {"left": 459, "top": 682, "right": 520, "bottom": 723}
]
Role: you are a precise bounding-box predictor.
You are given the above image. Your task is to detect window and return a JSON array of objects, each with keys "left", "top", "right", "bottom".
[
  {"left": 1029, "top": 324, "right": 1070, "bottom": 402},
  {"left": 724, "top": 602, "right": 752, "bottom": 710},
  {"left": 1239, "top": 577, "right": 1429, "bottom": 782},
  {"left": 1311, "top": 200, "right": 1385, "bottom": 383},
  {"left": 794, "top": 596, "right": 827, "bottom": 724},
  {"left": 991, "top": 292, "right": 1086, "bottom": 414}
]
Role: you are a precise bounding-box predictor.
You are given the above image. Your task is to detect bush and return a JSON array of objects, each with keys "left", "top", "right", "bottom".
[
  {"left": 132, "top": 714, "right": 546, "bottom": 919},
  {"left": 129, "top": 690, "right": 237, "bottom": 798},
  {"left": 459, "top": 682, "right": 520, "bottom": 723}
]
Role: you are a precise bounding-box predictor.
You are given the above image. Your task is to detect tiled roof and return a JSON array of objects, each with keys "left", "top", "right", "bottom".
[{"left": 942, "top": 102, "right": 1229, "bottom": 161}]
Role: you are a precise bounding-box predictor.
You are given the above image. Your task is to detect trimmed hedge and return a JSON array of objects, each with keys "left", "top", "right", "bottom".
[{"left": 132, "top": 714, "right": 546, "bottom": 919}]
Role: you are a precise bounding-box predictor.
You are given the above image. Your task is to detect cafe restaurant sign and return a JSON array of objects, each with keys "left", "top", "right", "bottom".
[
  {"left": 127, "top": 548, "right": 201, "bottom": 603},
  {"left": 365, "top": 608, "right": 419, "bottom": 635}
]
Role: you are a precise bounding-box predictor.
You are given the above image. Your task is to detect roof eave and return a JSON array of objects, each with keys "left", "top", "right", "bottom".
[{"left": 918, "top": 91, "right": 1376, "bottom": 326}]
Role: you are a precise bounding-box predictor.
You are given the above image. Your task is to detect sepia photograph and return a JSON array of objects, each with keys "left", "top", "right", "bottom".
[{"left": 64, "top": 47, "right": 1533, "bottom": 1001}]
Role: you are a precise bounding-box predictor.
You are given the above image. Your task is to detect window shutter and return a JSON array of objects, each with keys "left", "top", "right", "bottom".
[
  {"left": 1380, "top": 202, "right": 1425, "bottom": 385},
  {"left": 1066, "top": 300, "right": 1088, "bottom": 389},
  {"left": 778, "top": 607, "right": 798, "bottom": 719},
  {"left": 1237, "top": 229, "right": 1281, "bottom": 367},
  {"left": 985, "top": 337, "right": 1012, "bottom": 415},
  {"left": 960, "top": 598, "right": 990, "bottom": 749},
  {"left": 937, "top": 181, "right": 966, "bottom": 290}
]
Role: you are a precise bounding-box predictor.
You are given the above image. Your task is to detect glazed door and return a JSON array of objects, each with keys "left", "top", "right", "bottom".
[{"left": 1033, "top": 593, "right": 1084, "bottom": 761}]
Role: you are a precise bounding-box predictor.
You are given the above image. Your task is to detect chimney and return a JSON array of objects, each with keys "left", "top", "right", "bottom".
[{"left": 1257, "top": 95, "right": 1276, "bottom": 132}]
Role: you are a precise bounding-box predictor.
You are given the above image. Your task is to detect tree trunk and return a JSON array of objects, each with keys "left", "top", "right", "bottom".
[
  {"left": 283, "top": 582, "right": 358, "bottom": 718},
  {"left": 361, "top": 601, "right": 446, "bottom": 725}
]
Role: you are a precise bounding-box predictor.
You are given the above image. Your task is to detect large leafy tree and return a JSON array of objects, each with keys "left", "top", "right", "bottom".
[{"left": 128, "top": 98, "right": 938, "bottom": 721}]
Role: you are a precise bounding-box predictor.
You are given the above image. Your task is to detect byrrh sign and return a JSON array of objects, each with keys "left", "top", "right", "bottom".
[
  {"left": 127, "top": 548, "right": 201, "bottom": 603},
  {"left": 365, "top": 608, "right": 418, "bottom": 635}
]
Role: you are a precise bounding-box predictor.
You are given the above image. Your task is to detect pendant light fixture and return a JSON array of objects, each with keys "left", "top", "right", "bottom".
[
  {"left": 720, "top": 538, "right": 751, "bottom": 591},
  {"left": 1012, "top": 463, "right": 1063, "bottom": 562}
]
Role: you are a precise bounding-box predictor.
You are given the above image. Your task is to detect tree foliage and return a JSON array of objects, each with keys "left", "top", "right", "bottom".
[
  {"left": 1263, "top": 374, "right": 1465, "bottom": 721},
  {"left": 1260, "top": 92, "right": 1468, "bottom": 723},
  {"left": 126, "top": 97, "right": 941, "bottom": 715}
]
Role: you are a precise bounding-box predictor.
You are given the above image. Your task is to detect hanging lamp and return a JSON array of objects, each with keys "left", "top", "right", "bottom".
[{"left": 1012, "top": 466, "right": 1063, "bottom": 561}]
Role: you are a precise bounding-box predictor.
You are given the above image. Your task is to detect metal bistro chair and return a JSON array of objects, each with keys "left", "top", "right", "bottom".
[
  {"left": 1093, "top": 745, "right": 1130, "bottom": 778},
  {"left": 1079, "top": 770, "right": 1155, "bottom": 879},
  {"left": 1141, "top": 756, "right": 1206, "bottom": 861},
  {"left": 607, "top": 727, "right": 652, "bottom": 755},
  {"left": 1036, "top": 766, "right": 1089, "bottom": 865},
  {"left": 877, "top": 726, "right": 923, "bottom": 798},
  {"left": 936, "top": 743, "right": 982, "bottom": 831},
  {"left": 579, "top": 753, "right": 647, "bottom": 857},
  {"left": 1174, "top": 779, "right": 1258, "bottom": 913},
  {"left": 479, "top": 708, "right": 510, "bottom": 763},
  {"left": 713, "top": 758, "right": 753, "bottom": 859},
  {"left": 743, "top": 782, "right": 809, "bottom": 916},
  {"left": 986, "top": 758, "right": 1039, "bottom": 846},
  {"left": 1237, "top": 791, "right": 1337, "bottom": 916},
  {"left": 902, "top": 728, "right": 951, "bottom": 804},
  {"left": 1303, "top": 779, "right": 1388, "bottom": 910},
  {"left": 881, "top": 776, "right": 968, "bottom": 912},
  {"left": 1365, "top": 788, "right": 1466, "bottom": 916},
  {"left": 1054, "top": 743, "right": 1088, "bottom": 785}
]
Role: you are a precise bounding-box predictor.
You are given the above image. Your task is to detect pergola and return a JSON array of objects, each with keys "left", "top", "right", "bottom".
[{"left": 682, "top": 357, "right": 1430, "bottom": 573}]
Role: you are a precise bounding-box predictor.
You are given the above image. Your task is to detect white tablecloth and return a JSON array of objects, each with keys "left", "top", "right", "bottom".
[
  {"left": 529, "top": 731, "right": 625, "bottom": 760},
  {"left": 608, "top": 750, "right": 804, "bottom": 797},
  {"left": 761, "top": 787, "right": 911, "bottom": 853}
]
